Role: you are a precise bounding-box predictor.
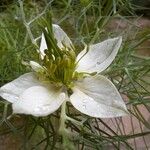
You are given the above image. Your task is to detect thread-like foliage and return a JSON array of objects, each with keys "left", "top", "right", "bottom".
[{"left": 0, "top": 0, "right": 149, "bottom": 149}]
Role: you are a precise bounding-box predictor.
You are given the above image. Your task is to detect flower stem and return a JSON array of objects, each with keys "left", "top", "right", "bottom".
[
  {"left": 59, "top": 100, "right": 77, "bottom": 149},
  {"left": 59, "top": 100, "right": 67, "bottom": 134}
]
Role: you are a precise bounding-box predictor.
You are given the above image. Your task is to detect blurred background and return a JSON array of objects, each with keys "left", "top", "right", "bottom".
[{"left": 0, "top": 0, "right": 149, "bottom": 150}]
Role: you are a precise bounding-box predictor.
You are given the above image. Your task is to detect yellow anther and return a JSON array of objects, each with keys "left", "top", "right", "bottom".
[{"left": 55, "top": 57, "right": 61, "bottom": 66}]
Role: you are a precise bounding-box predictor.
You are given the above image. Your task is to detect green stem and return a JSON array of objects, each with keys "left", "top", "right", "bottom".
[
  {"left": 59, "top": 100, "right": 67, "bottom": 134},
  {"left": 66, "top": 116, "right": 82, "bottom": 126},
  {"left": 18, "top": 0, "right": 38, "bottom": 48},
  {"left": 59, "top": 100, "right": 81, "bottom": 150},
  {"left": 59, "top": 101, "right": 82, "bottom": 131}
]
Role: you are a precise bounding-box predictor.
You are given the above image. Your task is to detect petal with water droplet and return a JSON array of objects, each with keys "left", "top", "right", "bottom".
[
  {"left": 70, "top": 75, "right": 128, "bottom": 118},
  {"left": 76, "top": 37, "right": 122, "bottom": 73},
  {"left": 0, "top": 73, "right": 42, "bottom": 103},
  {"left": 13, "top": 86, "right": 65, "bottom": 117},
  {"left": 53, "top": 24, "right": 73, "bottom": 49}
]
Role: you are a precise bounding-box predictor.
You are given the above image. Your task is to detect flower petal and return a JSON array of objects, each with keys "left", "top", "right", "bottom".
[
  {"left": 76, "top": 37, "right": 122, "bottom": 73},
  {"left": 0, "top": 73, "right": 42, "bottom": 103},
  {"left": 40, "top": 32, "right": 47, "bottom": 57},
  {"left": 70, "top": 75, "right": 128, "bottom": 118},
  {"left": 29, "top": 61, "right": 46, "bottom": 74},
  {"left": 53, "top": 24, "right": 73, "bottom": 49},
  {"left": 13, "top": 86, "right": 65, "bottom": 117},
  {"left": 30, "top": 61, "right": 44, "bottom": 72},
  {"left": 40, "top": 24, "right": 73, "bottom": 57}
]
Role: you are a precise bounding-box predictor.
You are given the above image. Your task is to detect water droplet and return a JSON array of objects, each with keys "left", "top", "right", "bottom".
[
  {"left": 97, "top": 62, "right": 101, "bottom": 65},
  {"left": 34, "top": 107, "right": 41, "bottom": 113},
  {"left": 97, "top": 105, "right": 101, "bottom": 110},
  {"left": 82, "top": 104, "right": 86, "bottom": 109},
  {"left": 59, "top": 93, "right": 66, "bottom": 99},
  {"left": 83, "top": 99, "right": 87, "bottom": 103},
  {"left": 42, "top": 106, "right": 49, "bottom": 111}
]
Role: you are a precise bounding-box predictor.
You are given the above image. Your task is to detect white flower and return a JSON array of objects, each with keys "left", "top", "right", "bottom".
[{"left": 0, "top": 24, "right": 128, "bottom": 118}]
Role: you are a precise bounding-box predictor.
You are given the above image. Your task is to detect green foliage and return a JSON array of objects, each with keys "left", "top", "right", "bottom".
[{"left": 0, "top": 0, "right": 149, "bottom": 149}]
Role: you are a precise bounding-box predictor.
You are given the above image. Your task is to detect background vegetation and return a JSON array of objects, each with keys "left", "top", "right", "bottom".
[{"left": 0, "top": 0, "right": 150, "bottom": 149}]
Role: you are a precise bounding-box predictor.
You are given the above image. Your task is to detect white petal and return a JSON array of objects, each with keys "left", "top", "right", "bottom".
[
  {"left": 53, "top": 24, "right": 73, "bottom": 49},
  {"left": 13, "top": 86, "right": 65, "bottom": 117},
  {"left": 29, "top": 61, "right": 45, "bottom": 72},
  {"left": 0, "top": 73, "right": 42, "bottom": 103},
  {"left": 40, "top": 24, "right": 73, "bottom": 57},
  {"left": 70, "top": 75, "right": 128, "bottom": 118},
  {"left": 76, "top": 37, "right": 122, "bottom": 73},
  {"left": 39, "top": 32, "right": 47, "bottom": 58}
]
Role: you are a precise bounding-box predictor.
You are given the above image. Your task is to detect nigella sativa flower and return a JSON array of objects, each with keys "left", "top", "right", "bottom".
[{"left": 0, "top": 24, "right": 128, "bottom": 118}]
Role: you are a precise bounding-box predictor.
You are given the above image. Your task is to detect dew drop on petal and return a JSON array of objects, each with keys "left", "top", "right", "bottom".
[
  {"left": 33, "top": 105, "right": 50, "bottom": 114},
  {"left": 96, "top": 61, "right": 101, "bottom": 65},
  {"left": 82, "top": 104, "right": 86, "bottom": 109},
  {"left": 59, "top": 92, "right": 66, "bottom": 100},
  {"left": 83, "top": 99, "right": 87, "bottom": 103},
  {"left": 34, "top": 107, "right": 41, "bottom": 113}
]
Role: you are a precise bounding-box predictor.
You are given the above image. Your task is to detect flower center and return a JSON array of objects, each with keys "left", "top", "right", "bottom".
[
  {"left": 43, "top": 48, "right": 76, "bottom": 86},
  {"left": 41, "top": 26, "right": 76, "bottom": 86}
]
